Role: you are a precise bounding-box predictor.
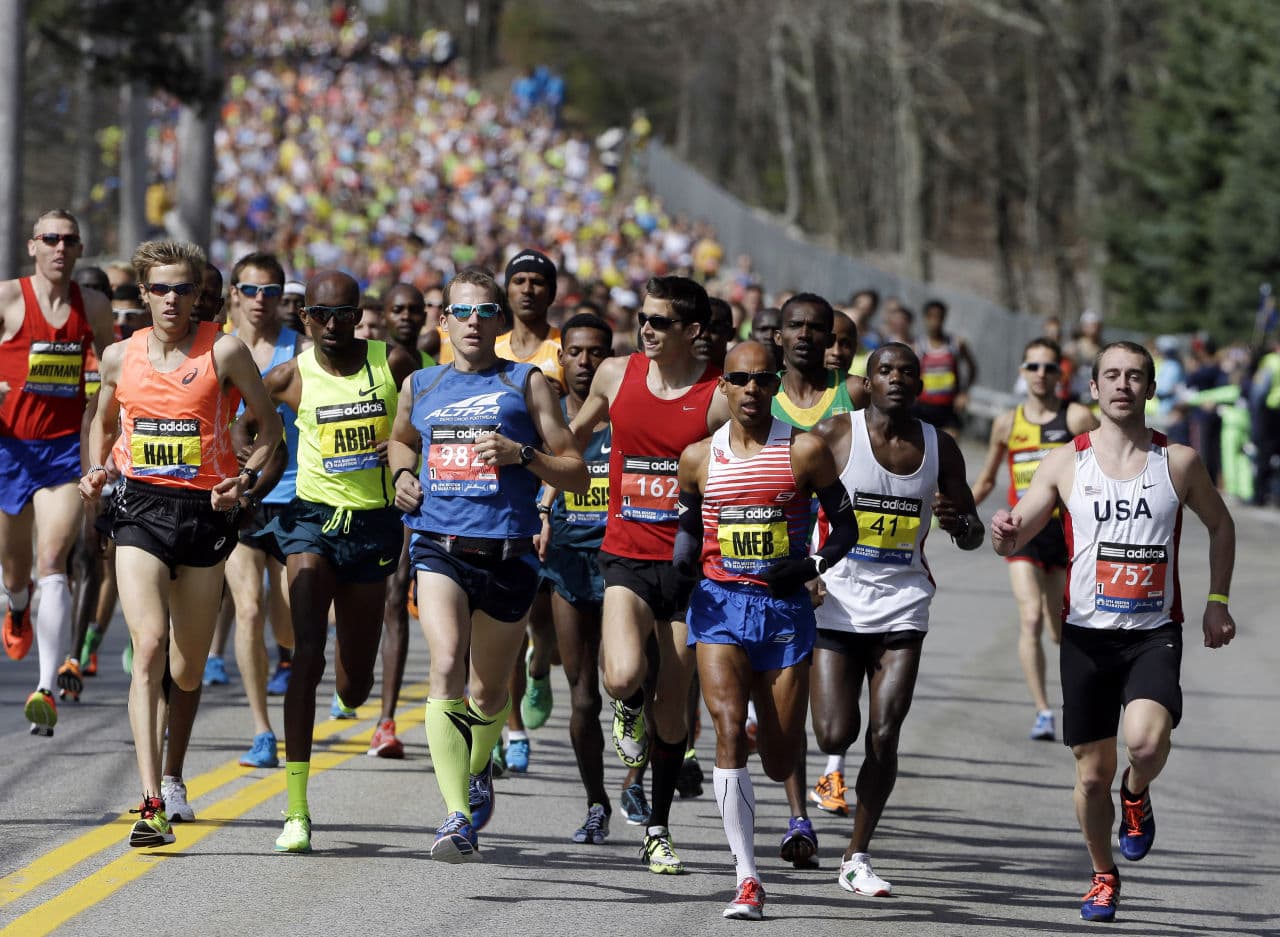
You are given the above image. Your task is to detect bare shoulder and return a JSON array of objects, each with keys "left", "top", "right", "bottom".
[
  {"left": 592, "top": 354, "right": 628, "bottom": 397},
  {"left": 1166, "top": 441, "right": 1206, "bottom": 483},
  {"left": 811, "top": 410, "right": 851, "bottom": 443},
  {"left": 0, "top": 277, "right": 23, "bottom": 306},
  {"left": 1066, "top": 401, "right": 1099, "bottom": 433},
  {"left": 679, "top": 436, "right": 712, "bottom": 480},
  {"left": 992, "top": 408, "right": 1014, "bottom": 439}
]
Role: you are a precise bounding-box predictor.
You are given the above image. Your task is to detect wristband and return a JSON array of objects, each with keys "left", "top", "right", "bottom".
[
  {"left": 87, "top": 465, "right": 107, "bottom": 477},
  {"left": 1207, "top": 593, "right": 1229, "bottom": 605},
  {"left": 393, "top": 467, "right": 415, "bottom": 486},
  {"left": 537, "top": 503, "right": 553, "bottom": 516}
]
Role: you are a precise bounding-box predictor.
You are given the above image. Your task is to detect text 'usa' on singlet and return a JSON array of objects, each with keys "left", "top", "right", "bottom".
[
  {"left": 0, "top": 278, "right": 93, "bottom": 439},
  {"left": 404, "top": 360, "right": 541, "bottom": 539},
  {"left": 602, "top": 353, "right": 721, "bottom": 561},
  {"left": 1007, "top": 404, "right": 1072, "bottom": 509},
  {"left": 1063, "top": 432, "right": 1183, "bottom": 631},
  {"left": 816, "top": 410, "right": 938, "bottom": 634},
  {"left": 295, "top": 340, "right": 398, "bottom": 511},
  {"left": 112, "top": 322, "right": 240, "bottom": 490},
  {"left": 771, "top": 368, "right": 854, "bottom": 431},
  {"left": 552, "top": 397, "right": 610, "bottom": 551},
  {"left": 699, "top": 419, "right": 810, "bottom": 586}
]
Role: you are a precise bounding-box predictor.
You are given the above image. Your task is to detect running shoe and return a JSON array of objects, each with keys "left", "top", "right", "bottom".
[
  {"left": 80, "top": 625, "right": 103, "bottom": 675},
  {"left": 121, "top": 639, "right": 133, "bottom": 675},
  {"left": 240, "top": 731, "right": 279, "bottom": 769},
  {"left": 1031, "top": 709, "right": 1055, "bottom": 741},
  {"left": 723, "top": 876, "right": 765, "bottom": 921},
  {"left": 431, "top": 811, "right": 479, "bottom": 863},
  {"left": 329, "top": 692, "right": 358, "bottom": 720},
  {"left": 490, "top": 741, "right": 508, "bottom": 779},
  {"left": 274, "top": 812, "right": 312, "bottom": 853},
  {"left": 162, "top": 776, "right": 195, "bottom": 822},
  {"left": 779, "top": 816, "right": 819, "bottom": 869},
  {"left": 266, "top": 661, "right": 292, "bottom": 696},
  {"left": 621, "top": 782, "right": 651, "bottom": 826},
  {"left": 572, "top": 803, "right": 610, "bottom": 844},
  {"left": 612, "top": 698, "right": 649, "bottom": 767},
  {"left": 368, "top": 719, "right": 405, "bottom": 758},
  {"left": 2, "top": 597, "right": 31, "bottom": 661},
  {"left": 506, "top": 736, "right": 530, "bottom": 773},
  {"left": 1080, "top": 868, "right": 1121, "bottom": 922},
  {"left": 676, "top": 750, "right": 704, "bottom": 799},
  {"left": 202, "top": 654, "right": 228, "bottom": 686},
  {"left": 1118, "top": 771, "right": 1155, "bottom": 861},
  {"left": 838, "top": 854, "right": 891, "bottom": 896},
  {"left": 641, "top": 826, "right": 684, "bottom": 874},
  {"left": 469, "top": 758, "right": 496, "bottom": 831},
  {"left": 57, "top": 658, "right": 83, "bottom": 702},
  {"left": 810, "top": 770, "right": 850, "bottom": 816},
  {"left": 24, "top": 689, "right": 57, "bottom": 734},
  {"left": 130, "top": 796, "right": 175, "bottom": 847},
  {"left": 521, "top": 647, "right": 554, "bottom": 729}
]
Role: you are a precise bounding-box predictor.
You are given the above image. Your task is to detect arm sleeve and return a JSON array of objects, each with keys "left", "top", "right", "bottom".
[
  {"left": 813, "top": 481, "right": 857, "bottom": 567},
  {"left": 672, "top": 488, "right": 703, "bottom": 578}
]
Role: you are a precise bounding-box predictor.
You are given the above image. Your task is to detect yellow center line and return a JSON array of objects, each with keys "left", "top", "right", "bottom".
[{"left": 0, "top": 682, "right": 429, "bottom": 913}]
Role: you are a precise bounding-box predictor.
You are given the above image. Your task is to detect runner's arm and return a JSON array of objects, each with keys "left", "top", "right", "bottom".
[
  {"left": 216, "top": 335, "right": 282, "bottom": 508},
  {"left": 936, "top": 431, "right": 984, "bottom": 550},
  {"left": 569, "top": 355, "right": 623, "bottom": 450},
  {"left": 1177, "top": 446, "right": 1237, "bottom": 648},
  {"left": 389, "top": 374, "right": 423, "bottom": 513},
  {"left": 971, "top": 409, "right": 1012, "bottom": 506},
  {"left": 673, "top": 440, "right": 709, "bottom": 579},
  {"left": 514, "top": 370, "right": 588, "bottom": 494},
  {"left": 79, "top": 343, "right": 124, "bottom": 503},
  {"left": 990, "top": 443, "right": 1069, "bottom": 555},
  {"left": 83, "top": 288, "right": 114, "bottom": 357}
]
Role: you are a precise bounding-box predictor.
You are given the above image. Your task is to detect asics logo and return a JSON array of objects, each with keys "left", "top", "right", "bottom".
[
  {"left": 426, "top": 391, "right": 505, "bottom": 420},
  {"left": 181, "top": 368, "right": 199, "bottom": 385}
]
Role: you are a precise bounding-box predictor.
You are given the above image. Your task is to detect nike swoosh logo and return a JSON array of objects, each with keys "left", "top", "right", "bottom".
[
  {"left": 1141, "top": 482, "right": 1157, "bottom": 489},
  {"left": 682, "top": 405, "right": 697, "bottom": 411},
  {"left": 600, "top": 442, "right": 611, "bottom": 453},
  {"left": 378, "top": 557, "right": 394, "bottom": 566},
  {"left": 358, "top": 385, "right": 379, "bottom": 396}
]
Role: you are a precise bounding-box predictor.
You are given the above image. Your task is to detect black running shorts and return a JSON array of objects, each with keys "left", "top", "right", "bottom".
[
  {"left": 109, "top": 477, "right": 238, "bottom": 579},
  {"left": 598, "top": 551, "right": 693, "bottom": 622}
]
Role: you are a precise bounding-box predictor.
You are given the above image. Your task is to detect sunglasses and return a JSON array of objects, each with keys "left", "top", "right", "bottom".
[
  {"left": 1021, "top": 362, "right": 1061, "bottom": 374},
  {"left": 638, "top": 312, "right": 682, "bottom": 331},
  {"left": 236, "top": 283, "right": 284, "bottom": 298},
  {"left": 35, "top": 233, "right": 81, "bottom": 248},
  {"left": 145, "top": 282, "right": 196, "bottom": 296},
  {"left": 723, "top": 370, "right": 781, "bottom": 388},
  {"left": 303, "top": 305, "right": 360, "bottom": 324},
  {"left": 425, "top": 300, "right": 443, "bottom": 309},
  {"left": 447, "top": 302, "right": 502, "bottom": 320}
]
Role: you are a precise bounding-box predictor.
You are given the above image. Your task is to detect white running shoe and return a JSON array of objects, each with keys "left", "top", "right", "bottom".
[
  {"left": 162, "top": 776, "right": 195, "bottom": 823},
  {"left": 839, "top": 855, "right": 891, "bottom": 896}
]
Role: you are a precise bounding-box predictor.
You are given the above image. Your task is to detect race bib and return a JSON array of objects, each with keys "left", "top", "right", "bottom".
[
  {"left": 619, "top": 455, "right": 680, "bottom": 522},
  {"left": 25, "top": 341, "right": 83, "bottom": 397},
  {"left": 851, "top": 492, "right": 922, "bottom": 565},
  {"left": 922, "top": 368, "right": 956, "bottom": 396},
  {"left": 1095, "top": 542, "right": 1167, "bottom": 613},
  {"left": 427, "top": 423, "right": 498, "bottom": 496},
  {"left": 316, "top": 399, "right": 389, "bottom": 474},
  {"left": 564, "top": 461, "right": 609, "bottom": 525},
  {"left": 717, "top": 504, "right": 789, "bottom": 575},
  {"left": 1011, "top": 449, "right": 1050, "bottom": 496},
  {"left": 131, "top": 417, "right": 202, "bottom": 480}
]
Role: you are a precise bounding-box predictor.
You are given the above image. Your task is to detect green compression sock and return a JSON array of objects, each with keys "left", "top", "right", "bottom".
[
  {"left": 425, "top": 698, "right": 473, "bottom": 818},
  {"left": 285, "top": 761, "right": 310, "bottom": 816},
  {"left": 467, "top": 695, "right": 512, "bottom": 775}
]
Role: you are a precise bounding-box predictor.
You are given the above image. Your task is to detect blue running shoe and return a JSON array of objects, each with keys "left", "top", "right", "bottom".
[
  {"left": 620, "top": 782, "right": 651, "bottom": 826},
  {"left": 266, "top": 662, "right": 291, "bottom": 696},
  {"left": 203, "top": 655, "right": 228, "bottom": 686},
  {"left": 431, "top": 811, "right": 479, "bottom": 863},
  {"left": 506, "top": 737, "right": 530, "bottom": 773},
  {"left": 329, "top": 693, "right": 358, "bottom": 720},
  {"left": 1031, "top": 709, "right": 1055, "bottom": 741},
  {"left": 239, "top": 731, "right": 279, "bottom": 768},
  {"left": 1080, "top": 869, "right": 1120, "bottom": 922},
  {"left": 469, "top": 759, "right": 496, "bottom": 831},
  {"left": 1118, "top": 771, "right": 1155, "bottom": 861},
  {"left": 779, "top": 816, "right": 819, "bottom": 869}
]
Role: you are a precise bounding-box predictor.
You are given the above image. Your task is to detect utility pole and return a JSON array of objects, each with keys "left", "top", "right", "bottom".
[{"left": 0, "top": 1, "right": 27, "bottom": 277}]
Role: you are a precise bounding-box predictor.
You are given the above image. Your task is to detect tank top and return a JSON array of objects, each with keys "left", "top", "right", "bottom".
[
  {"left": 602, "top": 353, "right": 721, "bottom": 560},
  {"left": 112, "top": 322, "right": 241, "bottom": 490},
  {"left": 700, "top": 419, "right": 810, "bottom": 586},
  {"left": 295, "top": 341, "right": 398, "bottom": 510},
  {"left": 0, "top": 278, "right": 93, "bottom": 439},
  {"left": 237, "top": 326, "right": 302, "bottom": 504},
  {"left": 1006, "top": 404, "right": 1072, "bottom": 507},
  {"left": 772, "top": 369, "right": 854, "bottom": 431},
  {"left": 403, "top": 361, "right": 541, "bottom": 539},
  {"left": 84, "top": 346, "right": 101, "bottom": 399},
  {"left": 496, "top": 326, "right": 564, "bottom": 391},
  {"left": 551, "top": 397, "right": 610, "bottom": 550},
  {"left": 816, "top": 410, "right": 938, "bottom": 634},
  {"left": 916, "top": 337, "right": 959, "bottom": 408},
  {"left": 1063, "top": 432, "right": 1183, "bottom": 631}
]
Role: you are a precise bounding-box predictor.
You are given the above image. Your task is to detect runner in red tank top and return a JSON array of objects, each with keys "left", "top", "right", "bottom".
[
  {"left": 0, "top": 209, "right": 112, "bottom": 735},
  {"left": 569, "top": 275, "right": 729, "bottom": 874}
]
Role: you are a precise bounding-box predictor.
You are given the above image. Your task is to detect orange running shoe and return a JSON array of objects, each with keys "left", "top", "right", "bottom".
[
  {"left": 809, "top": 770, "right": 849, "bottom": 816},
  {"left": 57, "top": 658, "right": 84, "bottom": 701},
  {"left": 407, "top": 577, "right": 419, "bottom": 619},
  {"left": 3, "top": 590, "right": 33, "bottom": 660},
  {"left": 25, "top": 688, "right": 57, "bottom": 735},
  {"left": 368, "top": 718, "right": 405, "bottom": 759}
]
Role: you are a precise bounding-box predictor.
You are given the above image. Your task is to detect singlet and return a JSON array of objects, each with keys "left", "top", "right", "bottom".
[
  {"left": 237, "top": 326, "right": 302, "bottom": 505},
  {"left": 772, "top": 369, "right": 854, "bottom": 431},
  {"left": 496, "top": 326, "right": 564, "bottom": 391},
  {"left": 403, "top": 360, "right": 541, "bottom": 539},
  {"left": 1063, "top": 432, "right": 1182, "bottom": 631},
  {"left": 551, "top": 397, "right": 610, "bottom": 550},
  {"left": 602, "top": 353, "right": 721, "bottom": 560},
  {"left": 816, "top": 410, "right": 938, "bottom": 634},
  {"left": 700, "top": 419, "right": 810, "bottom": 586},
  {"left": 0, "top": 278, "right": 93, "bottom": 440},
  {"left": 112, "top": 322, "right": 240, "bottom": 490},
  {"left": 295, "top": 341, "right": 398, "bottom": 510},
  {"left": 419, "top": 349, "right": 437, "bottom": 369},
  {"left": 84, "top": 346, "right": 101, "bottom": 399},
  {"left": 1006, "top": 404, "right": 1072, "bottom": 508},
  {"left": 916, "top": 336, "right": 960, "bottom": 408}
]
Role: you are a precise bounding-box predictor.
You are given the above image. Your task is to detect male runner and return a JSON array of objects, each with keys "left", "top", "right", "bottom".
[
  {"left": 828, "top": 310, "right": 858, "bottom": 376},
  {"left": 250, "top": 271, "right": 417, "bottom": 853},
  {"left": 1, "top": 210, "right": 112, "bottom": 734},
  {"left": 973, "top": 337, "right": 1097, "bottom": 740},
  {"left": 571, "top": 275, "right": 729, "bottom": 873},
  {"left": 676, "top": 341, "right": 859, "bottom": 919},
  {"left": 914, "top": 299, "right": 977, "bottom": 436},
  {"left": 810, "top": 342, "right": 984, "bottom": 897},
  {"left": 991, "top": 341, "right": 1236, "bottom": 923},
  {"left": 694, "top": 298, "right": 735, "bottom": 369}
]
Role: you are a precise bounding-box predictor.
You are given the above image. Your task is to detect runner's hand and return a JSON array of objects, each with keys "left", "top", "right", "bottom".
[
  {"left": 0, "top": 380, "right": 9, "bottom": 407},
  {"left": 211, "top": 475, "right": 244, "bottom": 511},
  {"left": 807, "top": 576, "right": 826, "bottom": 608},
  {"left": 394, "top": 470, "right": 424, "bottom": 512},
  {"left": 535, "top": 514, "right": 551, "bottom": 561},
  {"left": 760, "top": 556, "right": 817, "bottom": 598},
  {"left": 933, "top": 491, "right": 961, "bottom": 532},
  {"left": 1203, "top": 603, "right": 1236, "bottom": 649},
  {"left": 474, "top": 432, "right": 518, "bottom": 466},
  {"left": 990, "top": 509, "right": 1021, "bottom": 555},
  {"left": 79, "top": 468, "right": 107, "bottom": 503},
  {"left": 376, "top": 439, "right": 390, "bottom": 466}
]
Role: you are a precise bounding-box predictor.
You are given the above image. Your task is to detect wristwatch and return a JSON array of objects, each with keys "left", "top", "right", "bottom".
[
  {"left": 240, "top": 466, "right": 260, "bottom": 489},
  {"left": 519, "top": 445, "right": 537, "bottom": 467},
  {"left": 811, "top": 555, "right": 828, "bottom": 575}
]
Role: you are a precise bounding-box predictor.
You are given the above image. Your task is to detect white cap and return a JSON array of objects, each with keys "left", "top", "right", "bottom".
[{"left": 284, "top": 281, "right": 305, "bottom": 297}]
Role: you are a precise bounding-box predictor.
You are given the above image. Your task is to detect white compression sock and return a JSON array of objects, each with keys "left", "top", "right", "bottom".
[
  {"left": 713, "top": 765, "right": 757, "bottom": 884},
  {"left": 5, "top": 582, "right": 31, "bottom": 612},
  {"left": 825, "top": 753, "right": 846, "bottom": 775},
  {"left": 35, "top": 574, "right": 70, "bottom": 692}
]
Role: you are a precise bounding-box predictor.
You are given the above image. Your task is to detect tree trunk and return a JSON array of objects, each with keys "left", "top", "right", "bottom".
[
  {"left": 768, "top": 15, "right": 801, "bottom": 224},
  {"left": 888, "top": 0, "right": 929, "bottom": 281},
  {"left": 986, "top": 36, "right": 1020, "bottom": 310},
  {"left": 1020, "top": 35, "right": 1041, "bottom": 307},
  {"left": 0, "top": 1, "right": 25, "bottom": 277},
  {"left": 794, "top": 18, "right": 839, "bottom": 239},
  {"left": 173, "top": 0, "right": 223, "bottom": 251},
  {"left": 119, "top": 81, "right": 149, "bottom": 255}
]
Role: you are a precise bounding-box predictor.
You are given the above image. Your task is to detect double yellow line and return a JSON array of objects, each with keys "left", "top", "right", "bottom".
[{"left": 0, "top": 685, "right": 429, "bottom": 937}]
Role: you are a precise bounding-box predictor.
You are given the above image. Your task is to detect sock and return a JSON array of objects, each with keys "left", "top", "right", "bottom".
[
  {"left": 467, "top": 695, "right": 511, "bottom": 775},
  {"left": 507, "top": 729, "right": 528, "bottom": 742},
  {"left": 285, "top": 761, "right": 310, "bottom": 816},
  {"left": 647, "top": 735, "right": 687, "bottom": 829},
  {"left": 825, "top": 753, "right": 846, "bottom": 776},
  {"left": 622, "top": 688, "right": 644, "bottom": 711},
  {"left": 425, "top": 698, "right": 472, "bottom": 817},
  {"left": 745, "top": 699, "right": 758, "bottom": 723},
  {"left": 35, "top": 574, "right": 70, "bottom": 692},
  {"left": 5, "top": 583, "right": 30, "bottom": 613},
  {"left": 714, "top": 766, "right": 757, "bottom": 883}
]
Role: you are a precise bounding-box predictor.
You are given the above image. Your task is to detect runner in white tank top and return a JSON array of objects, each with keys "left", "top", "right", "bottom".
[{"left": 991, "top": 341, "right": 1236, "bottom": 923}]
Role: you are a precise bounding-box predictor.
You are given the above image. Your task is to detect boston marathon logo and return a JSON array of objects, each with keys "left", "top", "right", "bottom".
[
  {"left": 24, "top": 340, "right": 84, "bottom": 397},
  {"left": 426, "top": 391, "right": 505, "bottom": 422},
  {"left": 317, "top": 399, "right": 389, "bottom": 473}
]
